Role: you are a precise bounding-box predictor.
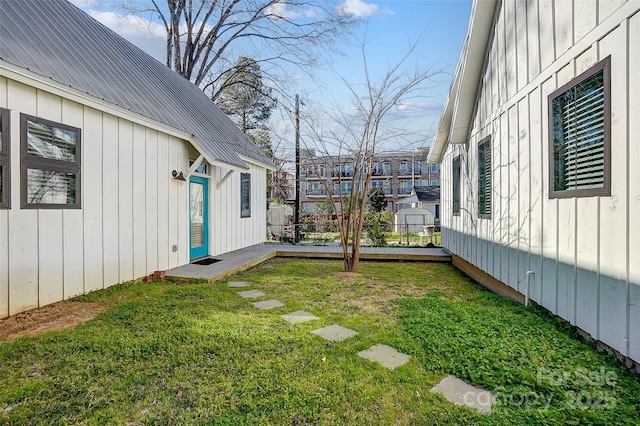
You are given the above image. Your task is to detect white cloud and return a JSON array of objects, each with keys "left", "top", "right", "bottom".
[
  {"left": 87, "top": 10, "right": 166, "bottom": 39},
  {"left": 265, "top": 1, "right": 300, "bottom": 20},
  {"left": 397, "top": 100, "right": 444, "bottom": 114},
  {"left": 68, "top": 0, "right": 100, "bottom": 7},
  {"left": 338, "top": 0, "right": 379, "bottom": 17}
]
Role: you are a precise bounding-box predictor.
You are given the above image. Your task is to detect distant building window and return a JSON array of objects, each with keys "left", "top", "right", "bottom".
[
  {"left": 549, "top": 56, "right": 610, "bottom": 198},
  {"left": 478, "top": 137, "right": 491, "bottom": 217},
  {"left": 431, "top": 163, "right": 438, "bottom": 173},
  {"left": 452, "top": 156, "right": 461, "bottom": 215},
  {"left": 21, "top": 114, "right": 81, "bottom": 209},
  {"left": 431, "top": 180, "right": 438, "bottom": 186},
  {"left": 240, "top": 172, "right": 251, "bottom": 217},
  {"left": 373, "top": 162, "right": 391, "bottom": 176},
  {"left": 0, "top": 108, "right": 9, "bottom": 209}
]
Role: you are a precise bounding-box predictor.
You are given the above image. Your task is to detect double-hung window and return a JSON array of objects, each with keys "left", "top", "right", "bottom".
[
  {"left": 478, "top": 137, "right": 491, "bottom": 217},
  {"left": 240, "top": 172, "right": 251, "bottom": 217},
  {"left": 0, "top": 108, "right": 9, "bottom": 209},
  {"left": 452, "top": 156, "right": 461, "bottom": 215},
  {"left": 21, "top": 114, "right": 81, "bottom": 208},
  {"left": 549, "top": 57, "right": 610, "bottom": 198}
]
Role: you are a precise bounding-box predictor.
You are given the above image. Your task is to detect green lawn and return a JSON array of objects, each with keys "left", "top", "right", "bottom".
[{"left": 1, "top": 259, "right": 638, "bottom": 425}]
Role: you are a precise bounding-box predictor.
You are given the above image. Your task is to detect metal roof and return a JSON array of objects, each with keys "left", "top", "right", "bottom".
[
  {"left": 414, "top": 186, "right": 440, "bottom": 202},
  {"left": 0, "top": 0, "right": 274, "bottom": 170}
]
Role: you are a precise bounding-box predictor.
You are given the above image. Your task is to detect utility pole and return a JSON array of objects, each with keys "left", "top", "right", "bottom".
[{"left": 294, "top": 94, "right": 301, "bottom": 243}]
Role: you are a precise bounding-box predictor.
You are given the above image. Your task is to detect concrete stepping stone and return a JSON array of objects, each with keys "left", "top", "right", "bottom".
[
  {"left": 253, "top": 299, "right": 285, "bottom": 310},
  {"left": 430, "top": 375, "right": 495, "bottom": 414},
  {"left": 312, "top": 324, "right": 358, "bottom": 341},
  {"left": 281, "top": 310, "right": 319, "bottom": 324},
  {"left": 238, "top": 290, "right": 265, "bottom": 298},
  {"left": 228, "top": 281, "right": 250, "bottom": 288},
  {"left": 357, "top": 344, "right": 410, "bottom": 370}
]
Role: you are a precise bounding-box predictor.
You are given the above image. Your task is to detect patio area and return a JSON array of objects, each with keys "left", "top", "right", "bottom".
[{"left": 165, "top": 243, "right": 451, "bottom": 282}]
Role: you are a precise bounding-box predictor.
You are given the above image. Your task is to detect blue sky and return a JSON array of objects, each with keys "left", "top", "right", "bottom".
[{"left": 70, "top": 0, "right": 472, "bottom": 155}]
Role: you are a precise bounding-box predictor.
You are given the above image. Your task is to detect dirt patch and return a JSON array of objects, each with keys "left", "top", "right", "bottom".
[
  {"left": 332, "top": 272, "right": 360, "bottom": 280},
  {"left": 0, "top": 301, "right": 110, "bottom": 342}
]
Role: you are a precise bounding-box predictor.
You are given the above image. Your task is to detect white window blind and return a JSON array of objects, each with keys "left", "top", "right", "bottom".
[
  {"left": 478, "top": 137, "right": 491, "bottom": 216},
  {"left": 551, "top": 64, "right": 608, "bottom": 195}
]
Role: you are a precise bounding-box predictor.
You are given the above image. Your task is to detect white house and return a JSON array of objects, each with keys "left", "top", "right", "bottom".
[
  {"left": 0, "top": 0, "right": 274, "bottom": 317},
  {"left": 429, "top": 0, "right": 639, "bottom": 367}
]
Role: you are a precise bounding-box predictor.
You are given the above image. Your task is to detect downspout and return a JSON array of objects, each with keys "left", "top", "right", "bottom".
[{"left": 525, "top": 271, "right": 535, "bottom": 307}]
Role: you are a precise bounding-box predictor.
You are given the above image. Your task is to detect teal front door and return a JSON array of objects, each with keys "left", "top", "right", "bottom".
[{"left": 189, "top": 176, "right": 209, "bottom": 259}]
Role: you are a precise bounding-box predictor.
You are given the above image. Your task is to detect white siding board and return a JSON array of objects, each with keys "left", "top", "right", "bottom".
[
  {"left": 156, "top": 133, "right": 169, "bottom": 270},
  {"left": 167, "top": 140, "right": 179, "bottom": 268},
  {"left": 554, "top": 0, "right": 574, "bottom": 57},
  {"left": 175, "top": 144, "right": 188, "bottom": 266},
  {"left": 118, "top": 119, "right": 134, "bottom": 282},
  {"left": 517, "top": 98, "right": 531, "bottom": 253},
  {"left": 7, "top": 82, "right": 38, "bottom": 314},
  {"left": 61, "top": 100, "right": 84, "bottom": 299},
  {"left": 504, "top": 0, "right": 517, "bottom": 99},
  {"left": 575, "top": 0, "right": 597, "bottom": 42},
  {"left": 598, "top": 26, "right": 628, "bottom": 281},
  {"left": 515, "top": 0, "right": 528, "bottom": 91},
  {"left": 37, "top": 90, "right": 62, "bottom": 122},
  {"left": 596, "top": 23, "right": 630, "bottom": 352},
  {"left": 102, "top": 113, "right": 119, "bottom": 286},
  {"left": 495, "top": 2, "right": 507, "bottom": 107},
  {"left": 0, "top": 77, "right": 6, "bottom": 315},
  {"left": 0, "top": 211, "right": 7, "bottom": 318},
  {"left": 538, "top": 0, "right": 556, "bottom": 71},
  {"left": 528, "top": 87, "right": 544, "bottom": 302},
  {"left": 526, "top": 0, "right": 541, "bottom": 81},
  {"left": 83, "top": 108, "right": 104, "bottom": 292},
  {"left": 38, "top": 211, "right": 64, "bottom": 306},
  {"left": 8, "top": 210, "right": 38, "bottom": 314},
  {"left": 507, "top": 106, "right": 520, "bottom": 290},
  {"left": 628, "top": 9, "right": 640, "bottom": 362},
  {"left": 62, "top": 210, "right": 84, "bottom": 298},
  {"left": 145, "top": 128, "right": 158, "bottom": 273},
  {"left": 540, "top": 76, "right": 558, "bottom": 313},
  {"left": 132, "top": 124, "right": 147, "bottom": 278}
]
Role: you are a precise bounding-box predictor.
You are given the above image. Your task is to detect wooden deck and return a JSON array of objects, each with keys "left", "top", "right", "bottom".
[{"left": 165, "top": 244, "right": 451, "bottom": 282}]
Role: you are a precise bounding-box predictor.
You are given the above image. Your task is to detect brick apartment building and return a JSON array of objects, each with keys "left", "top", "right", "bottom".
[{"left": 298, "top": 147, "right": 440, "bottom": 213}]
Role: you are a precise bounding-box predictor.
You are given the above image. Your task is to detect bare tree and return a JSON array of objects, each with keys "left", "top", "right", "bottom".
[
  {"left": 302, "top": 38, "right": 442, "bottom": 272},
  {"left": 119, "top": 0, "right": 355, "bottom": 100}
]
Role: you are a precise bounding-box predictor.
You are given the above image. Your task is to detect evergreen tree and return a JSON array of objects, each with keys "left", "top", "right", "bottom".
[{"left": 216, "top": 57, "right": 276, "bottom": 133}]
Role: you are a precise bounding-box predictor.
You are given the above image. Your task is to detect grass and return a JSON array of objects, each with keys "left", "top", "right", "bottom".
[{"left": 0, "top": 259, "right": 638, "bottom": 425}]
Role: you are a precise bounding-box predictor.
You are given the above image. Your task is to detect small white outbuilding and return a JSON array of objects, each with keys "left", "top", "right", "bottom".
[{"left": 394, "top": 208, "right": 434, "bottom": 234}]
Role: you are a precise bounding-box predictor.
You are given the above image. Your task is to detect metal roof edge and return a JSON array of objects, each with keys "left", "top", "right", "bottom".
[
  {"left": 1, "top": 60, "right": 195, "bottom": 143},
  {"left": 1, "top": 60, "right": 251, "bottom": 169},
  {"left": 239, "top": 153, "right": 277, "bottom": 171}
]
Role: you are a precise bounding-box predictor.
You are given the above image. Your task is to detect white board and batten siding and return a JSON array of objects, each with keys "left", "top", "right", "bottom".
[
  {"left": 440, "top": 1, "right": 640, "bottom": 362},
  {"left": 210, "top": 160, "right": 268, "bottom": 256},
  {"left": 0, "top": 76, "right": 191, "bottom": 317}
]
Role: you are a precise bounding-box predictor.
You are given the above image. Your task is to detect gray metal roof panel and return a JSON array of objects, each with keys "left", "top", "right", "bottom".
[
  {"left": 414, "top": 186, "right": 440, "bottom": 202},
  {"left": 0, "top": 0, "right": 273, "bottom": 169}
]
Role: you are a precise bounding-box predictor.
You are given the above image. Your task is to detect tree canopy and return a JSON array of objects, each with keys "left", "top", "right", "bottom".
[{"left": 126, "top": 0, "right": 355, "bottom": 100}]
